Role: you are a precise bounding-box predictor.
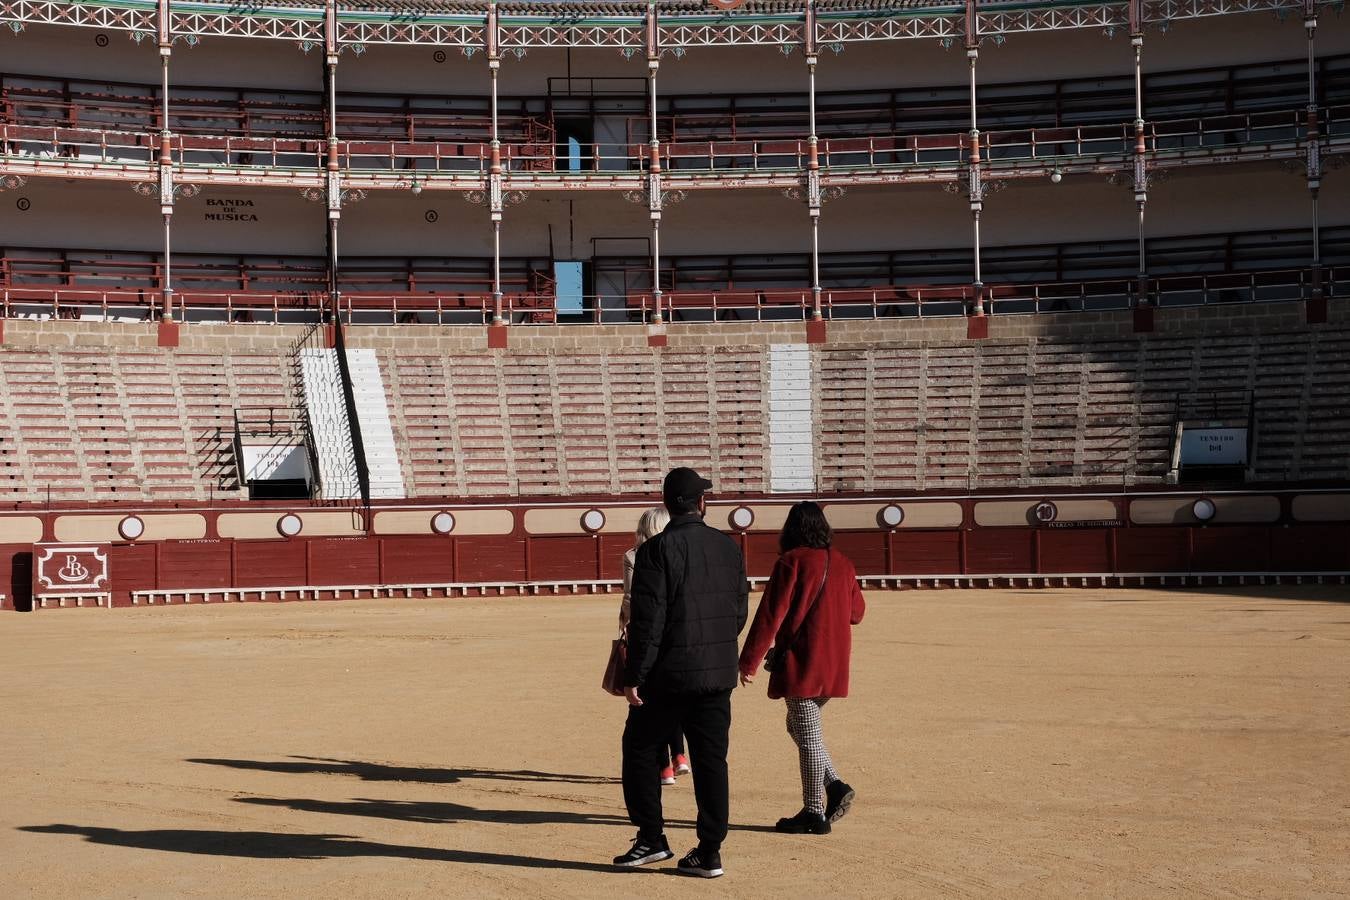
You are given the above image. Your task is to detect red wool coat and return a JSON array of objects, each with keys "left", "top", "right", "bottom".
[{"left": 738, "top": 547, "right": 866, "bottom": 699}]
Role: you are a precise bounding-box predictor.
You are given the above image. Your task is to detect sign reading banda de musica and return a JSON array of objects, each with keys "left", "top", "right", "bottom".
[
  {"left": 33, "top": 544, "right": 110, "bottom": 595},
  {"left": 205, "top": 198, "right": 259, "bottom": 222}
]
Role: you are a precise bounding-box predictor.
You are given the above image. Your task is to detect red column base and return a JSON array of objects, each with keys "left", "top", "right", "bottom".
[
  {"left": 487, "top": 323, "right": 509, "bottom": 349},
  {"left": 157, "top": 320, "right": 180, "bottom": 348},
  {"left": 805, "top": 318, "right": 827, "bottom": 344},
  {"left": 324, "top": 324, "right": 337, "bottom": 349},
  {"left": 966, "top": 314, "right": 989, "bottom": 340},
  {"left": 1133, "top": 306, "right": 1155, "bottom": 333},
  {"left": 647, "top": 332, "right": 668, "bottom": 348},
  {"left": 1306, "top": 295, "right": 1328, "bottom": 325}
]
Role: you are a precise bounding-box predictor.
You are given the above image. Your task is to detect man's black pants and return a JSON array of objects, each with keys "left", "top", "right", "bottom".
[{"left": 622, "top": 689, "right": 731, "bottom": 852}]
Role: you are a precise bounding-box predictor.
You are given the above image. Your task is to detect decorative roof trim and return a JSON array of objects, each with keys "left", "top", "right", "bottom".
[{"left": 0, "top": 0, "right": 1327, "bottom": 48}]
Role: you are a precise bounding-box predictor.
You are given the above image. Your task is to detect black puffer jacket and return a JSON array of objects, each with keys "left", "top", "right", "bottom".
[{"left": 624, "top": 513, "right": 749, "bottom": 694}]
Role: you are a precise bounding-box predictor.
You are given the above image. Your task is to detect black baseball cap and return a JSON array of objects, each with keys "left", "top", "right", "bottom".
[{"left": 663, "top": 466, "right": 714, "bottom": 506}]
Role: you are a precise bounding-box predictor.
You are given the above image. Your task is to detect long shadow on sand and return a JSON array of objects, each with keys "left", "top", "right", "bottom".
[
  {"left": 238, "top": 796, "right": 631, "bottom": 827},
  {"left": 17, "top": 824, "right": 632, "bottom": 873},
  {"left": 186, "top": 756, "right": 619, "bottom": 786},
  {"left": 234, "top": 796, "right": 778, "bottom": 833}
]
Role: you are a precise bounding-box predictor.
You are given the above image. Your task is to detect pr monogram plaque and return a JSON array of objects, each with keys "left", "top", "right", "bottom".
[{"left": 33, "top": 545, "right": 110, "bottom": 595}]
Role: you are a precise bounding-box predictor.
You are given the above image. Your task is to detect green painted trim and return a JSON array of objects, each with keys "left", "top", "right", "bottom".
[
  {"left": 495, "top": 16, "right": 662, "bottom": 27},
  {"left": 641, "top": 15, "right": 803, "bottom": 25},
  {"left": 170, "top": 3, "right": 325, "bottom": 20},
  {"left": 66, "top": 0, "right": 156, "bottom": 11},
  {"left": 337, "top": 13, "right": 488, "bottom": 25},
  {"left": 970, "top": 0, "right": 1121, "bottom": 13},
  {"left": 814, "top": 10, "right": 962, "bottom": 23}
]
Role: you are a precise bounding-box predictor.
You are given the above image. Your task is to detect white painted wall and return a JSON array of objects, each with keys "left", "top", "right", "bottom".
[
  {"left": 0, "top": 25, "right": 318, "bottom": 89},
  {"left": 172, "top": 36, "right": 322, "bottom": 90},
  {"left": 0, "top": 179, "right": 161, "bottom": 251},
  {"left": 350, "top": 170, "right": 1350, "bottom": 270},
  {"left": 0, "top": 180, "right": 326, "bottom": 254},
  {"left": 173, "top": 187, "right": 328, "bottom": 255},
  {"left": 5, "top": 164, "right": 1345, "bottom": 260},
  {"left": 341, "top": 43, "right": 488, "bottom": 95},
  {"left": 0, "top": 24, "right": 159, "bottom": 84}
]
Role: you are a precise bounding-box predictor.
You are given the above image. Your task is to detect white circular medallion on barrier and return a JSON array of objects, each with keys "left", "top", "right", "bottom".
[
  {"left": 431, "top": 511, "right": 456, "bottom": 535},
  {"left": 118, "top": 515, "right": 145, "bottom": 541},
  {"left": 1033, "top": 500, "right": 1058, "bottom": 524},
  {"left": 1192, "top": 498, "right": 1217, "bottom": 522},
  {"left": 729, "top": 506, "right": 755, "bottom": 531},
  {"left": 581, "top": 509, "right": 606, "bottom": 533},
  {"left": 879, "top": 504, "right": 904, "bottom": 528},
  {"left": 277, "top": 513, "right": 303, "bottom": 537}
]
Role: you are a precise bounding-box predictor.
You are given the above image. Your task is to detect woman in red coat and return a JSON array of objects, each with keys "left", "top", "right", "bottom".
[{"left": 739, "top": 501, "right": 866, "bottom": 835}]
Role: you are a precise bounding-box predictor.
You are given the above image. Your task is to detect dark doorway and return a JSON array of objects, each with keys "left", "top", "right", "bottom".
[{"left": 9, "top": 551, "right": 33, "bottom": 612}]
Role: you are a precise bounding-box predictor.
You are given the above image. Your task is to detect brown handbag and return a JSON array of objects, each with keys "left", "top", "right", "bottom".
[{"left": 602, "top": 629, "right": 627, "bottom": 696}]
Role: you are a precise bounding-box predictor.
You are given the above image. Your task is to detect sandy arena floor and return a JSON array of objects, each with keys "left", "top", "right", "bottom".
[{"left": 1, "top": 588, "right": 1347, "bottom": 899}]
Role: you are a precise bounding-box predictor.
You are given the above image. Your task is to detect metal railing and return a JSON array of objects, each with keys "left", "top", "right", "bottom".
[
  {"left": 3, "top": 266, "right": 1341, "bottom": 326},
  {"left": 5, "top": 104, "right": 1344, "bottom": 176}
]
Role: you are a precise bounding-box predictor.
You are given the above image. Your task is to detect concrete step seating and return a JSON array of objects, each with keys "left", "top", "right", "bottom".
[
  {"left": 451, "top": 355, "right": 515, "bottom": 496},
  {"left": 0, "top": 348, "right": 299, "bottom": 502},
  {"left": 607, "top": 353, "right": 665, "bottom": 494},
  {"left": 344, "top": 348, "right": 406, "bottom": 500},
  {"left": 814, "top": 326, "right": 1350, "bottom": 491},
  {"left": 503, "top": 354, "right": 562, "bottom": 496},
  {"left": 0, "top": 328, "right": 1345, "bottom": 504},
  {"left": 555, "top": 353, "right": 615, "bottom": 495},
  {"left": 716, "top": 348, "right": 768, "bottom": 493},
  {"left": 385, "top": 355, "right": 455, "bottom": 496}
]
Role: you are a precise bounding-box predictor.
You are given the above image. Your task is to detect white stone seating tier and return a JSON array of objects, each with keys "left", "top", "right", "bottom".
[
  {"left": 299, "top": 349, "right": 361, "bottom": 502},
  {"left": 343, "top": 348, "right": 407, "bottom": 500}
]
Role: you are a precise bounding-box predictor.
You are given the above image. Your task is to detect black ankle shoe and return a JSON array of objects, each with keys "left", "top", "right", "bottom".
[
  {"left": 677, "top": 847, "right": 723, "bottom": 878},
  {"left": 774, "top": 809, "right": 831, "bottom": 834},
  {"left": 613, "top": 833, "right": 673, "bottom": 867},
  {"left": 825, "top": 780, "right": 855, "bottom": 823}
]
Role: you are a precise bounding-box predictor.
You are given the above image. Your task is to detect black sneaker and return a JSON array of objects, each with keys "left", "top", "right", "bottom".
[
  {"left": 775, "top": 809, "right": 831, "bottom": 834},
  {"left": 612, "top": 834, "right": 673, "bottom": 867},
  {"left": 677, "top": 847, "right": 724, "bottom": 878},
  {"left": 825, "top": 780, "right": 856, "bottom": 823}
]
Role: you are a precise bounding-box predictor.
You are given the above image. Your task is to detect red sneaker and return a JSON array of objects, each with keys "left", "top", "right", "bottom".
[
  {"left": 674, "top": 753, "right": 691, "bottom": 776},
  {"left": 660, "top": 765, "right": 676, "bottom": 785}
]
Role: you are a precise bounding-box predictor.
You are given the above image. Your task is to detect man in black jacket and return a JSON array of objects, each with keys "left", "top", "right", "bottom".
[{"left": 612, "top": 466, "right": 749, "bottom": 879}]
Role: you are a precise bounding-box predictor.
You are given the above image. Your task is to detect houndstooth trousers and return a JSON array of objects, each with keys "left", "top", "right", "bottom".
[{"left": 785, "top": 697, "right": 840, "bottom": 814}]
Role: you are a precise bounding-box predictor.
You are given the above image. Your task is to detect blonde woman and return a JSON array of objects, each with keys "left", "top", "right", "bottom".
[{"left": 621, "top": 506, "right": 689, "bottom": 785}]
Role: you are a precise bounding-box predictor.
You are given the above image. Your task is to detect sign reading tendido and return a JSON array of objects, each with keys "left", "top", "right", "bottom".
[{"left": 1180, "top": 427, "right": 1248, "bottom": 466}]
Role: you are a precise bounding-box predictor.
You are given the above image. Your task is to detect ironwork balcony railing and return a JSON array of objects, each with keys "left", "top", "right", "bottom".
[
  {"left": 2, "top": 266, "right": 1341, "bottom": 326},
  {"left": 3, "top": 104, "right": 1343, "bottom": 178}
]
